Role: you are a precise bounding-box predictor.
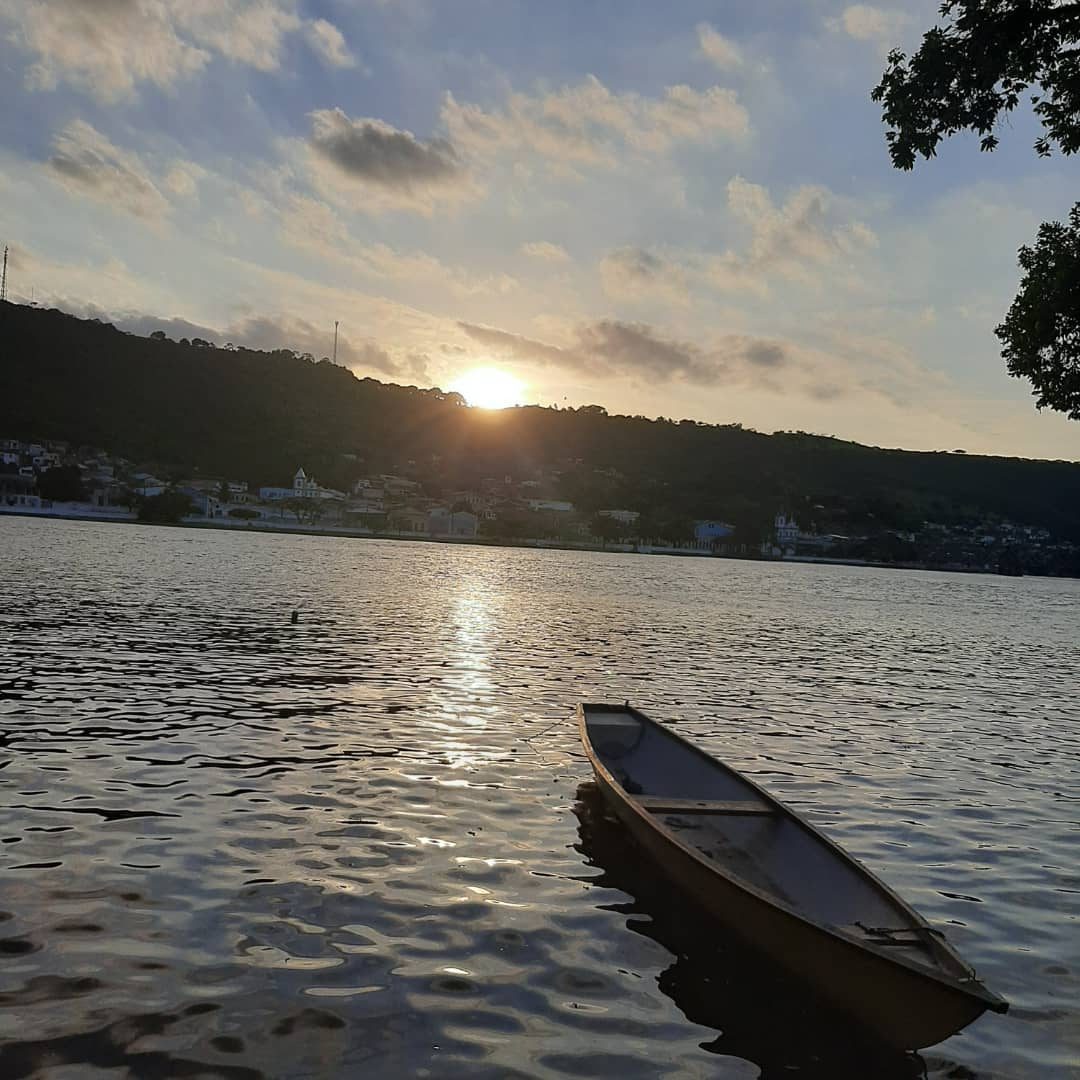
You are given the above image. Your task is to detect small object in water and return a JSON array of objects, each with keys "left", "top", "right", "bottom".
[
  {"left": 578, "top": 701, "right": 1007, "bottom": 1049},
  {"left": 291, "top": 610, "right": 299, "bottom": 624}
]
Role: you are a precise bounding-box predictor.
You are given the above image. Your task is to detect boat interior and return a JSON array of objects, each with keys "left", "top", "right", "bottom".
[{"left": 584, "top": 706, "right": 969, "bottom": 978}]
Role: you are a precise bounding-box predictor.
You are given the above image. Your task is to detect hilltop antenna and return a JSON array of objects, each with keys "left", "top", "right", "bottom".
[
  {"left": 1, "top": 246, "right": 7, "bottom": 303},
  {"left": 333, "top": 320, "right": 339, "bottom": 365}
]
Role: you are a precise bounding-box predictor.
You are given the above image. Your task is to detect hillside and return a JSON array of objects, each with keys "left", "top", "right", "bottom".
[{"left": 3, "top": 300, "right": 1079, "bottom": 542}]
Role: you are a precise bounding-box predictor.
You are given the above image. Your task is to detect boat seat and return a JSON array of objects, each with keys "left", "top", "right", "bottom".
[{"left": 636, "top": 797, "right": 775, "bottom": 816}]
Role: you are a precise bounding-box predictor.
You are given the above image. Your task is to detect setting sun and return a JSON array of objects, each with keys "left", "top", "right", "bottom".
[{"left": 450, "top": 367, "right": 525, "bottom": 409}]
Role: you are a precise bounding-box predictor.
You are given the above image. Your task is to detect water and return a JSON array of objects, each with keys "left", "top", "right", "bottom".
[{"left": 0, "top": 516, "right": 1076, "bottom": 1079}]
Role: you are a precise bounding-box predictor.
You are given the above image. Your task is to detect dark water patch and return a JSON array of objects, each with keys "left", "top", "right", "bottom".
[
  {"left": 0, "top": 1010, "right": 264, "bottom": 1079},
  {"left": 8, "top": 804, "right": 179, "bottom": 822}
]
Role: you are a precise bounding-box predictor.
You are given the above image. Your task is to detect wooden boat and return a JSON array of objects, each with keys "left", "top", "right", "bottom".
[{"left": 578, "top": 703, "right": 1008, "bottom": 1050}]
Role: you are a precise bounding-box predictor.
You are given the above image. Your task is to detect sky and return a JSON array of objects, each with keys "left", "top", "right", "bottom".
[{"left": 1, "top": 0, "right": 1077, "bottom": 460}]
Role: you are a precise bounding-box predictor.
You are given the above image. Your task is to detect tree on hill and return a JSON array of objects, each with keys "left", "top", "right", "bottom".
[
  {"left": 137, "top": 490, "right": 193, "bottom": 524},
  {"left": 2, "top": 302, "right": 1080, "bottom": 544},
  {"left": 37, "top": 465, "right": 85, "bottom": 502},
  {"left": 873, "top": 0, "right": 1080, "bottom": 418}
]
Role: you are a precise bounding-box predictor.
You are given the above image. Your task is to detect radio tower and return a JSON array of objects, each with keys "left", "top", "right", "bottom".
[
  {"left": 333, "top": 320, "right": 339, "bottom": 364},
  {"left": 1, "top": 246, "right": 7, "bottom": 303}
]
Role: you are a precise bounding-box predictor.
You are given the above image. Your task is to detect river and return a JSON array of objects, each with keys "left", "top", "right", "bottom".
[{"left": 0, "top": 517, "right": 1076, "bottom": 1078}]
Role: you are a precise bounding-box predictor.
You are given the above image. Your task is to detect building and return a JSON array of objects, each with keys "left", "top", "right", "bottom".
[
  {"left": 394, "top": 509, "right": 430, "bottom": 534},
  {"left": 0, "top": 473, "right": 41, "bottom": 509},
  {"left": 599, "top": 509, "right": 640, "bottom": 525},
  {"left": 428, "top": 508, "right": 478, "bottom": 538},
  {"left": 775, "top": 513, "right": 799, "bottom": 547},
  {"left": 258, "top": 485, "right": 296, "bottom": 501},
  {"left": 132, "top": 475, "right": 166, "bottom": 497},
  {"left": 694, "top": 520, "right": 734, "bottom": 543},
  {"left": 527, "top": 499, "right": 574, "bottom": 513},
  {"left": 260, "top": 467, "right": 345, "bottom": 503}
]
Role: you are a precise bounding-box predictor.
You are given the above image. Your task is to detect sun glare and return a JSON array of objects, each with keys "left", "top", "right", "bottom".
[{"left": 450, "top": 367, "right": 525, "bottom": 410}]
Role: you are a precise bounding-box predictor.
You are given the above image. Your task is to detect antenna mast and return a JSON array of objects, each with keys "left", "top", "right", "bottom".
[
  {"left": 1, "top": 246, "right": 7, "bottom": 303},
  {"left": 333, "top": 320, "right": 339, "bottom": 364}
]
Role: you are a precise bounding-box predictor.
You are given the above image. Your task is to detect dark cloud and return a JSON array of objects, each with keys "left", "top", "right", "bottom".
[
  {"left": 459, "top": 319, "right": 832, "bottom": 394},
  {"left": 67, "top": 306, "right": 404, "bottom": 377},
  {"left": 459, "top": 319, "right": 713, "bottom": 383},
  {"left": 46, "top": 121, "right": 170, "bottom": 220},
  {"left": 744, "top": 341, "right": 787, "bottom": 368},
  {"left": 604, "top": 247, "right": 664, "bottom": 282},
  {"left": 116, "top": 313, "right": 220, "bottom": 340},
  {"left": 309, "top": 108, "right": 462, "bottom": 190},
  {"left": 578, "top": 320, "right": 714, "bottom": 382}
]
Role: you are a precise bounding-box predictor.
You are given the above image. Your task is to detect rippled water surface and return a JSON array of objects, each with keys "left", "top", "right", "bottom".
[{"left": 0, "top": 517, "right": 1077, "bottom": 1079}]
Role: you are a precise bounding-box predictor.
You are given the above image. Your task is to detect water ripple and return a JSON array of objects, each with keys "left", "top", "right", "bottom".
[{"left": 0, "top": 517, "right": 1077, "bottom": 1078}]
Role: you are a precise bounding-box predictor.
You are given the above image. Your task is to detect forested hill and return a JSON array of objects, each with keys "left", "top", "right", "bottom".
[{"left": 3, "top": 300, "right": 1080, "bottom": 540}]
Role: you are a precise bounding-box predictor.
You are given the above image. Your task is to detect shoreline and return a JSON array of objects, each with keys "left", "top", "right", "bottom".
[{"left": 0, "top": 505, "right": 1061, "bottom": 578}]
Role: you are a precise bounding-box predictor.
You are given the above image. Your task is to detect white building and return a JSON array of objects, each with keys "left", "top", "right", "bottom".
[
  {"left": 527, "top": 499, "right": 574, "bottom": 513},
  {"left": 598, "top": 509, "right": 639, "bottom": 525},
  {"left": 260, "top": 467, "right": 345, "bottom": 502},
  {"left": 775, "top": 513, "right": 799, "bottom": 547}
]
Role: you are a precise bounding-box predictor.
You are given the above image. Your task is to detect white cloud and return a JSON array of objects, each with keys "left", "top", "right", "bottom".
[
  {"left": 593, "top": 180, "right": 879, "bottom": 305},
  {"left": 165, "top": 160, "right": 207, "bottom": 198},
  {"left": 720, "top": 176, "right": 878, "bottom": 288},
  {"left": 279, "top": 194, "right": 517, "bottom": 298},
  {"left": 0, "top": 0, "right": 353, "bottom": 101},
  {"left": 832, "top": 5, "right": 909, "bottom": 47},
  {"left": 599, "top": 247, "right": 689, "bottom": 306},
  {"left": 521, "top": 241, "right": 571, "bottom": 262},
  {"left": 697, "top": 23, "right": 742, "bottom": 70},
  {"left": 46, "top": 121, "right": 172, "bottom": 221},
  {"left": 442, "top": 74, "right": 749, "bottom": 171},
  {"left": 304, "top": 17, "right": 356, "bottom": 68}
]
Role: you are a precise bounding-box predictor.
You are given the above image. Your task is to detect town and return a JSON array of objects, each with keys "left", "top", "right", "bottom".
[{"left": 2, "top": 436, "right": 1076, "bottom": 576}]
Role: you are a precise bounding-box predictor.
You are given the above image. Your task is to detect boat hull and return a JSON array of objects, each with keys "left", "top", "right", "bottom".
[{"left": 592, "top": 766, "right": 994, "bottom": 1050}]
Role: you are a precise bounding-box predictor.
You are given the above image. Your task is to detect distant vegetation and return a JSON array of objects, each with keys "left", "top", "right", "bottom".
[{"left": 3, "top": 301, "right": 1080, "bottom": 543}]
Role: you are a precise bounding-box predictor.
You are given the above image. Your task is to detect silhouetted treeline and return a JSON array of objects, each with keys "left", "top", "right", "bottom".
[{"left": 2, "top": 301, "right": 1079, "bottom": 541}]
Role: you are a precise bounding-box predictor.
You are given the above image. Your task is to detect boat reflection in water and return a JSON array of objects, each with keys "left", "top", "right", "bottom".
[{"left": 572, "top": 782, "right": 926, "bottom": 1080}]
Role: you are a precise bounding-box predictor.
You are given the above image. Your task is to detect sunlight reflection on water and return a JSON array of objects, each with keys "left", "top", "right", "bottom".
[{"left": 0, "top": 516, "right": 1077, "bottom": 1078}]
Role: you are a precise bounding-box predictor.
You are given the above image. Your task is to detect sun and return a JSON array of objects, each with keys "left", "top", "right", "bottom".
[{"left": 450, "top": 367, "right": 526, "bottom": 409}]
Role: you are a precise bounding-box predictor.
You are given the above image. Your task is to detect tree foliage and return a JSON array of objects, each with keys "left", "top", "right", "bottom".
[
  {"left": 874, "top": 0, "right": 1080, "bottom": 418},
  {"left": 873, "top": 0, "right": 1080, "bottom": 167},
  {"left": 36, "top": 465, "right": 85, "bottom": 502},
  {"left": 137, "top": 490, "right": 193, "bottom": 523},
  {"left": 996, "top": 204, "right": 1080, "bottom": 417}
]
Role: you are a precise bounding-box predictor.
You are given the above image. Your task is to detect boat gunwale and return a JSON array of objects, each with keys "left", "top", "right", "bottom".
[{"left": 577, "top": 701, "right": 1007, "bottom": 1014}]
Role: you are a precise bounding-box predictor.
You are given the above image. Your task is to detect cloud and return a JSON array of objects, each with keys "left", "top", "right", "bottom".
[
  {"left": 697, "top": 23, "right": 742, "bottom": 70},
  {"left": 304, "top": 17, "right": 357, "bottom": 68},
  {"left": 711, "top": 177, "right": 878, "bottom": 291},
  {"left": 107, "top": 308, "right": 405, "bottom": 376},
  {"left": 279, "top": 194, "right": 517, "bottom": 297},
  {"left": 442, "top": 74, "right": 749, "bottom": 171},
  {"left": 599, "top": 247, "right": 688, "bottom": 305},
  {"left": 594, "top": 181, "right": 878, "bottom": 305},
  {"left": 458, "top": 319, "right": 809, "bottom": 390},
  {"left": 831, "top": 5, "right": 909, "bottom": 48},
  {"left": 47, "top": 121, "right": 171, "bottom": 220},
  {"left": 164, "top": 160, "right": 207, "bottom": 198},
  {"left": 521, "top": 241, "right": 571, "bottom": 262},
  {"left": 0, "top": 0, "right": 352, "bottom": 101},
  {"left": 308, "top": 108, "right": 461, "bottom": 189},
  {"left": 304, "top": 107, "right": 475, "bottom": 214}
]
